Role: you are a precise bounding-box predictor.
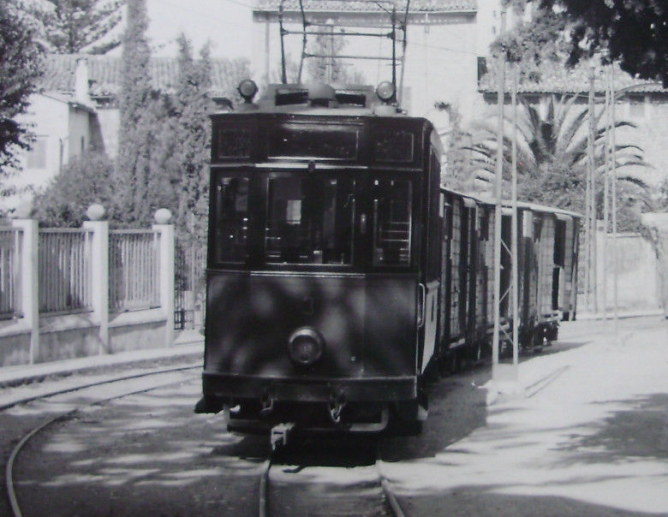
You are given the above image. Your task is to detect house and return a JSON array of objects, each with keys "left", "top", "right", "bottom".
[
  {"left": 251, "top": 0, "right": 503, "bottom": 126},
  {"left": 4, "top": 54, "right": 248, "bottom": 213},
  {"left": 477, "top": 60, "right": 668, "bottom": 188}
]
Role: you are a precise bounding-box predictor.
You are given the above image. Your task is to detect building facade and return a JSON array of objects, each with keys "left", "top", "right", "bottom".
[{"left": 4, "top": 54, "right": 248, "bottom": 214}]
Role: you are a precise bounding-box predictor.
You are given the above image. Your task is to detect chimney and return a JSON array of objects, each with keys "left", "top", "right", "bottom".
[{"left": 74, "top": 57, "right": 90, "bottom": 104}]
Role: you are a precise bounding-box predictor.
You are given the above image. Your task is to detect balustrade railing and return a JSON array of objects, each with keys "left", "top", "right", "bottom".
[
  {"left": 38, "top": 229, "right": 92, "bottom": 314},
  {"left": 109, "top": 230, "right": 160, "bottom": 312},
  {"left": 0, "top": 227, "right": 21, "bottom": 319}
]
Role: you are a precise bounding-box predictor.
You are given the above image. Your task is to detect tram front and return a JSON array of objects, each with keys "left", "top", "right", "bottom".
[{"left": 196, "top": 83, "right": 441, "bottom": 435}]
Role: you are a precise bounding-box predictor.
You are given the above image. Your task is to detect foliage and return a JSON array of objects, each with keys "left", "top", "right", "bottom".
[
  {"left": 114, "top": 0, "right": 159, "bottom": 226},
  {"left": 491, "top": 6, "right": 567, "bottom": 82},
  {"left": 156, "top": 34, "right": 214, "bottom": 245},
  {"left": 503, "top": 0, "right": 668, "bottom": 86},
  {"left": 0, "top": 2, "right": 44, "bottom": 172},
  {"left": 32, "top": 151, "right": 116, "bottom": 227},
  {"left": 21, "top": 0, "right": 124, "bottom": 54},
  {"left": 439, "top": 103, "right": 477, "bottom": 192},
  {"left": 469, "top": 94, "right": 651, "bottom": 230}
]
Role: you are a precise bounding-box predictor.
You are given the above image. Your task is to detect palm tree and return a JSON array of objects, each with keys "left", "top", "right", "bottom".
[{"left": 465, "top": 94, "right": 651, "bottom": 226}]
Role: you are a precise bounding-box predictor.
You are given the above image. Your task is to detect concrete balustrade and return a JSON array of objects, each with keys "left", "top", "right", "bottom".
[{"left": 0, "top": 208, "right": 177, "bottom": 367}]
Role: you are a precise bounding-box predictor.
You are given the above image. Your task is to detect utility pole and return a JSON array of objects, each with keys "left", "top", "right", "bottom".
[
  {"left": 510, "top": 61, "right": 519, "bottom": 371},
  {"left": 588, "top": 65, "right": 598, "bottom": 314},
  {"left": 603, "top": 68, "right": 611, "bottom": 320},
  {"left": 585, "top": 66, "right": 594, "bottom": 310},
  {"left": 492, "top": 9, "right": 510, "bottom": 382},
  {"left": 610, "top": 65, "right": 619, "bottom": 334}
]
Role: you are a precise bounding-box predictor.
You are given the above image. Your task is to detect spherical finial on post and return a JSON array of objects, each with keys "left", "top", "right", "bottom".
[
  {"left": 154, "top": 208, "right": 172, "bottom": 225},
  {"left": 86, "top": 203, "right": 105, "bottom": 221},
  {"left": 12, "top": 201, "right": 33, "bottom": 219}
]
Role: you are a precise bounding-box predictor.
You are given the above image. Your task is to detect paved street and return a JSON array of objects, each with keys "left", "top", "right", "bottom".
[{"left": 384, "top": 317, "right": 668, "bottom": 516}]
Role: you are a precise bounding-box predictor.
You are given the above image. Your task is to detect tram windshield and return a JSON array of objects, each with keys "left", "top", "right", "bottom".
[
  {"left": 265, "top": 177, "right": 356, "bottom": 265},
  {"left": 372, "top": 179, "right": 412, "bottom": 267},
  {"left": 211, "top": 176, "right": 249, "bottom": 263}
]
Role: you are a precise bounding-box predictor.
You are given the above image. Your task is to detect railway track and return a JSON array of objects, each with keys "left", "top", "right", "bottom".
[
  {"left": 257, "top": 439, "right": 408, "bottom": 517},
  {"left": 4, "top": 365, "right": 200, "bottom": 517}
]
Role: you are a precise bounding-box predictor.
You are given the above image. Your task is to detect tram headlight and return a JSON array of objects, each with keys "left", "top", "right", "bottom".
[
  {"left": 288, "top": 327, "right": 325, "bottom": 367},
  {"left": 376, "top": 81, "right": 396, "bottom": 103},
  {"left": 238, "top": 79, "right": 258, "bottom": 103}
]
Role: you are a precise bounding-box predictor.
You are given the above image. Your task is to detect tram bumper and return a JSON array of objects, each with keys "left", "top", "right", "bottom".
[{"left": 197, "top": 373, "right": 418, "bottom": 433}]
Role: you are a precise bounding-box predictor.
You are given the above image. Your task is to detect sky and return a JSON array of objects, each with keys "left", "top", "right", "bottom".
[{"left": 141, "top": 0, "right": 255, "bottom": 59}]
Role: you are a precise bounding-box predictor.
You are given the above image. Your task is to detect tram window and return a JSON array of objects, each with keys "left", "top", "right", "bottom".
[
  {"left": 212, "top": 177, "right": 249, "bottom": 263},
  {"left": 372, "top": 179, "right": 412, "bottom": 267},
  {"left": 265, "top": 177, "right": 355, "bottom": 265}
]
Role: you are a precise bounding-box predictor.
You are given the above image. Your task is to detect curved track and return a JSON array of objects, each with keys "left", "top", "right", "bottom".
[{"left": 4, "top": 365, "right": 199, "bottom": 517}]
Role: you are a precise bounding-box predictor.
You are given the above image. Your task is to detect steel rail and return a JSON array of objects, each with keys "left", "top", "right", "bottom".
[
  {"left": 5, "top": 368, "right": 199, "bottom": 517},
  {"left": 376, "top": 445, "right": 407, "bottom": 517},
  {"left": 258, "top": 457, "right": 272, "bottom": 517},
  {"left": 0, "top": 364, "right": 200, "bottom": 412}
]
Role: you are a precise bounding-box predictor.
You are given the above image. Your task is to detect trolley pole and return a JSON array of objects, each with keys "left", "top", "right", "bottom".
[{"left": 492, "top": 9, "right": 506, "bottom": 382}]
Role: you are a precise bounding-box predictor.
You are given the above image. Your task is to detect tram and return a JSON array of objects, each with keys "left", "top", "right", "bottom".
[
  {"left": 194, "top": 79, "right": 582, "bottom": 438},
  {"left": 195, "top": 80, "right": 442, "bottom": 435}
]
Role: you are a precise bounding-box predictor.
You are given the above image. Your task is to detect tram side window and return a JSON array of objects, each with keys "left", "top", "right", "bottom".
[
  {"left": 265, "top": 177, "right": 355, "bottom": 265},
  {"left": 213, "top": 177, "right": 249, "bottom": 263},
  {"left": 373, "top": 179, "right": 412, "bottom": 267}
]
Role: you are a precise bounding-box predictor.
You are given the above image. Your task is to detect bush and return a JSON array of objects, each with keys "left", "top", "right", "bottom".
[{"left": 32, "top": 151, "right": 116, "bottom": 227}]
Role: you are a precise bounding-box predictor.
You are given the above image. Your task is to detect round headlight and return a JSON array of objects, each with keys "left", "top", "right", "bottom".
[
  {"left": 376, "top": 81, "right": 396, "bottom": 103},
  {"left": 288, "top": 327, "right": 325, "bottom": 367},
  {"left": 238, "top": 79, "right": 258, "bottom": 102}
]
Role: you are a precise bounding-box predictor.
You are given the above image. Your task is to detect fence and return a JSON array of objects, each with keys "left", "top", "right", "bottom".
[
  {"left": 38, "top": 228, "right": 92, "bottom": 314},
  {"left": 109, "top": 230, "right": 160, "bottom": 312},
  {"left": 0, "top": 228, "right": 20, "bottom": 320},
  {"left": 0, "top": 214, "right": 175, "bottom": 366},
  {"left": 174, "top": 237, "right": 206, "bottom": 330}
]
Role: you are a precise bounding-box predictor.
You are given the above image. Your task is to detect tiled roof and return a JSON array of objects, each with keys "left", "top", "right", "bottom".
[
  {"left": 39, "top": 54, "right": 250, "bottom": 99},
  {"left": 478, "top": 58, "right": 668, "bottom": 96},
  {"left": 254, "top": 0, "right": 476, "bottom": 13}
]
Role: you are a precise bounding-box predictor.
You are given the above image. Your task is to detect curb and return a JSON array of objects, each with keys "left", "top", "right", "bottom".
[{"left": 0, "top": 339, "right": 203, "bottom": 389}]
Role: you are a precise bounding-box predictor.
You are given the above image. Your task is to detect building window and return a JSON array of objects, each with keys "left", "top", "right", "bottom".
[{"left": 26, "top": 137, "right": 47, "bottom": 169}]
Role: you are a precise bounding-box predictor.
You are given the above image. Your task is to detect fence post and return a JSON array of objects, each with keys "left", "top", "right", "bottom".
[
  {"left": 154, "top": 209, "right": 175, "bottom": 347},
  {"left": 84, "top": 205, "right": 109, "bottom": 354},
  {"left": 11, "top": 218, "right": 39, "bottom": 364}
]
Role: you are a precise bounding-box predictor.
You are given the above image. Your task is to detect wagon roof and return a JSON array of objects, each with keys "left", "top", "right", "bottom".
[{"left": 440, "top": 185, "right": 583, "bottom": 219}]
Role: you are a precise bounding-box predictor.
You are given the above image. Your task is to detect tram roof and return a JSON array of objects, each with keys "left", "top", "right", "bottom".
[{"left": 229, "top": 81, "right": 429, "bottom": 120}]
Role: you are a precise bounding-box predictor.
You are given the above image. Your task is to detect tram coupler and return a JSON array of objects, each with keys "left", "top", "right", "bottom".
[
  {"left": 328, "top": 392, "right": 347, "bottom": 424},
  {"left": 270, "top": 423, "right": 295, "bottom": 451},
  {"left": 260, "top": 391, "right": 274, "bottom": 418}
]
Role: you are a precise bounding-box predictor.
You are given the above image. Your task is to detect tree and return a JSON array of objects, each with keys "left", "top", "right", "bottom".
[
  {"left": 469, "top": 95, "right": 650, "bottom": 229},
  {"left": 155, "top": 34, "right": 214, "bottom": 243},
  {"left": 22, "top": 0, "right": 124, "bottom": 54},
  {"left": 31, "top": 151, "right": 116, "bottom": 226},
  {"left": 0, "top": 2, "right": 44, "bottom": 172},
  {"left": 503, "top": 0, "right": 668, "bottom": 86},
  {"left": 115, "top": 0, "right": 160, "bottom": 226}
]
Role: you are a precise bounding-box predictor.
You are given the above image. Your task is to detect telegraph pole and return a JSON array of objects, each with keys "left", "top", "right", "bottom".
[
  {"left": 610, "top": 65, "right": 619, "bottom": 333},
  {"left": 492, "top": 9, "right": 508, "bottom": 382},
  {"left": 585, "top": 66, "right": 594, "bottom": 310},
  {"left": 510, "top": 61, "right": 519, "bottom": 371}
]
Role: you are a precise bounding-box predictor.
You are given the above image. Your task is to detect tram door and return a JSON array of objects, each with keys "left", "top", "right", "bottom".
[{"left": 418, "top": 151, "right": 442, "bottom": 373}]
